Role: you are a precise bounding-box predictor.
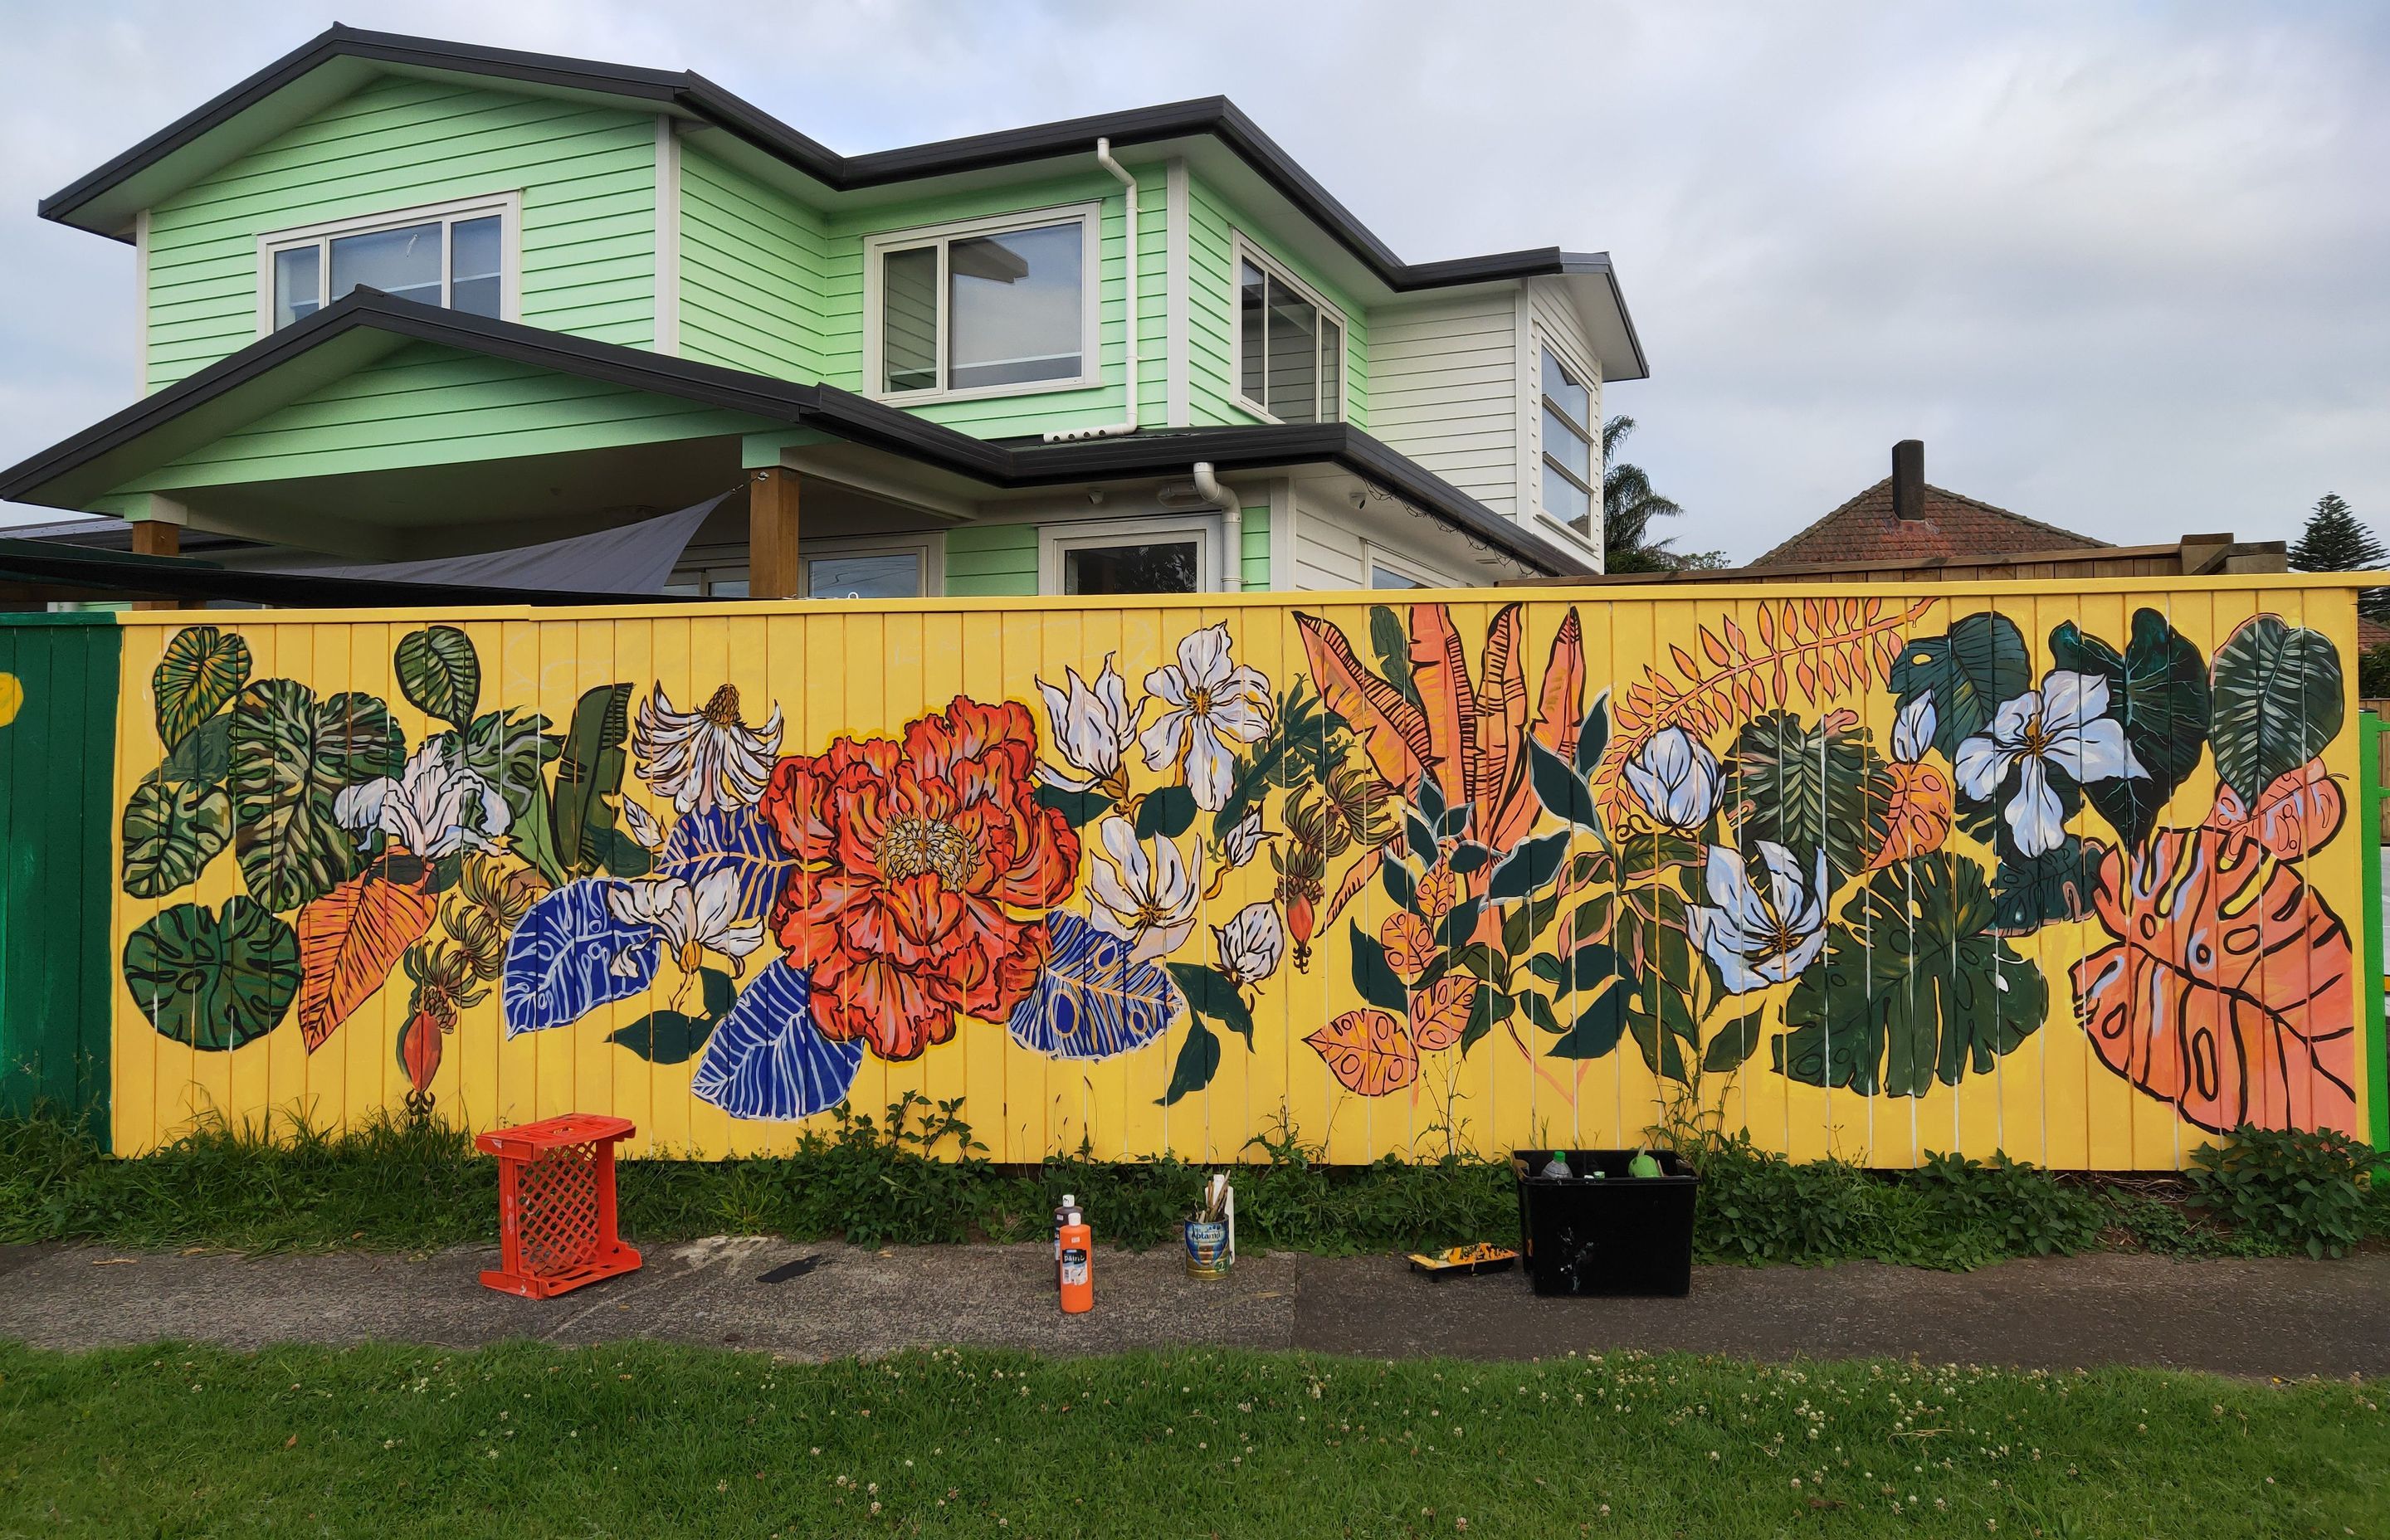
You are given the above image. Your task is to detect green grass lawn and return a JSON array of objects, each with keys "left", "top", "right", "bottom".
[{"left": 0, "top": 1342, "right": 2379, "bottom": 1538}]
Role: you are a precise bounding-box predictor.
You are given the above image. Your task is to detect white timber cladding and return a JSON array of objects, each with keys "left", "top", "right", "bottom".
[
  {"left": 1290, "top": 485, "right": 1528, "bottom": 592},
  {"left": 1519, "top": 276, "right": 1607, "bottom": 565},
  {"left": 653, "top": 116, "right": 681, "bottom": 356},
  {"left": 1365, "top": 288, "right": 1526, "bottom": 516}
]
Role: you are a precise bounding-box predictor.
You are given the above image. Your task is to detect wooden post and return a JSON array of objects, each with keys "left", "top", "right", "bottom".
[
  {"left": 749, "top": 466, "right": 802, "bottom": 599},
  {"left": 127, "top": 519, "right": 182, "bottom": 611}
]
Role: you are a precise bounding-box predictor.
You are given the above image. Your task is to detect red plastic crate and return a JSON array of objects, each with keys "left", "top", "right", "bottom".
[{"left": 475, "top": 1114, "right": 642, "bottom": 1299}]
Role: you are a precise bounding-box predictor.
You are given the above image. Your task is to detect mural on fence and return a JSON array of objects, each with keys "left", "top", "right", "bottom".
[{"left": 107, "top": 591, "right": 2364, "bottom": 1162}]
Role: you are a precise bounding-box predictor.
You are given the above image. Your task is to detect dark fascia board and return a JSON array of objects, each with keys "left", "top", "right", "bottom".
[
  {"left": 37, "top": 25, "right": 1646, "bottom": 377},
  {"left": 0, "top": 290, "right": 1589, "bottom": 578},
  {"left": 0, "top": 537, "right": 695, "bottom": 608}
]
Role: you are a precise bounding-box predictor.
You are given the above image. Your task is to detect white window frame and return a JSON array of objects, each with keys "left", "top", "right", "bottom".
[
  {"left": 1534, "top": 329, "right": 1601, "bottom": 529},
  {"left": 1362, "top": 543, "right": 1454, "bottom": 591},
  {"left": 255, "top": 192, "right": 524, "bottom": 335},
  {"left": 1038, "top": 513, "right": 1220, "bottom": 596},
  {"left": 861, "top": 202, "right": 1105, "bottom": 405},
  {"left": 799, "top": 534, "right": 944, "bottom": 600},
  {"left": 1231, "top": 234, "right": 1348, "bottom": 426}
]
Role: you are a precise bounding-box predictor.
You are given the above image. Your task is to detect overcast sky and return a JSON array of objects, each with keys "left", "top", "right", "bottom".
[{"left": 2, "top": 0, "right": 2384, "bottom": 560}]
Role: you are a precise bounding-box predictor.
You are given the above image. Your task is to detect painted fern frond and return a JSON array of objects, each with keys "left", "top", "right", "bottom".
[{"left": 1592, "top": 595, "right": 1935, "bottom": 821}]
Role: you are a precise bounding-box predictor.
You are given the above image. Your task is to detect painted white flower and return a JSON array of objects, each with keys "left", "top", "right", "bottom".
[
  {"left": 620, "top": 798, "right": 667, "bottom": 851},
  {"left": 1953, "top": 671, "right": 2145, "bottom": 859},
  {"left": 1221, "top": 807, "right": 1270, "bottom": 869},
  {"left": 1035, "top": 656, "right": 1138, "bottom": 793},
  {"left": 1690, "top": 841, "right": 1828, "bottom": 995},
  {"left": 632, "top": 683, "right": 783, "bottom": 816},
  {"left": 334, "top": 736, "right": 508, "bottom": 860},
  {"left": 1622, "top": 726, "right": 1720, "bottom": 830},
  {"left": 1139, "top": 623, "right": 1273, "bottom": 811},
  {"left": 605, "top": 869, "right": 764, "bottom": 977},
  {"left": 1890, "top": 691, "right": 1936, "bottom": 765},
  {"left": 1214, "top": 901, "right": 1285, "bottom": 987},
  {"left": 1085, "top": 815, "right": 1201, "bottom": 962}
]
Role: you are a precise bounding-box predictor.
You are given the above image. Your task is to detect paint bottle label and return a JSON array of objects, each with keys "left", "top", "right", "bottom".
[{"left": 1060, "top": 1247, "right": 1090, "bottom": 1286}]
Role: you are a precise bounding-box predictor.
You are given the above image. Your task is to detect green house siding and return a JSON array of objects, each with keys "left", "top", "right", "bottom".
[
  {"left": 0, "top": 616, "right": 122, "bottom": 1133},
  {"left": 943, "top": 523, "right": 1041, "bottom": 597},
  {"left": 1241, "top": 506, "right": 1271, "bottom": 590},
  {"left": 677, "top": 145, "right": 832, "bottom": 380},
  {"left": 144, "top": 76, "right": 659, "bottom": 393},
  {"left": 118, "top": 343, "right": 771, "bottom": 493},
  {"left": 1185, "top": 175, "right": 1368, "bottom": 431}
]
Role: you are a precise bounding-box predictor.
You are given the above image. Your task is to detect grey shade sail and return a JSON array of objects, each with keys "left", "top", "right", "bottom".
[{"left": 290, "top": 490, "right": 732, "bottom": 593}]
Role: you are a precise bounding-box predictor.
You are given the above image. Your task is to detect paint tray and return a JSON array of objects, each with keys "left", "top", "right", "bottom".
[{"left": 1406, "top": 1243, "right": 1519, "bottom": 1278}]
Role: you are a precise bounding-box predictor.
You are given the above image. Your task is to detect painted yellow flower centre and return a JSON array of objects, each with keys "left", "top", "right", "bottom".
[
  {"left": 1188, "top": 685, "right": 1216, "bottom": 717},
  {"left": 2017, "top": 714, "right": 2053, "bottom": 756},
  {"left": 702, "top": 684, "right": 744, "bottom": 726},
  {"left": 878, "top": 816, "right": 973, "bottom": 887}
]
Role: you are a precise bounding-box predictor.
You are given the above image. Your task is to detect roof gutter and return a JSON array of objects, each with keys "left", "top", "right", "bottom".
[{"left": 1044, "top": 139, "right": 1139, "bottom": 443}]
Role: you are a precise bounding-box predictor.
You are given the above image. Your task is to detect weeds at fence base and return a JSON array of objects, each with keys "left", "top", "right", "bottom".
[{"left": 2, "top": 1098, "right": 2380, "bottom": 1265}]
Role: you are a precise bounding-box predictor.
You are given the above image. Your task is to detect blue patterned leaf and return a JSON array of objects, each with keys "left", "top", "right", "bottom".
[
  {"left": 655, "top": 804, "right": 795, "bottom": 922},
  {"left": 500, "top": 880, "right": 657, "bottom": 1037},
  {"left": 691, "top": 961, "right": 861, "bottom": 1120},
  {"left": 1008, "top": 911, "right": 1185, "bottom": 1060}
]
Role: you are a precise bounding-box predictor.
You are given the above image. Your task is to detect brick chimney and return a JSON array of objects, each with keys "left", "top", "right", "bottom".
[{"left": 1892, "top": 440, "right": 1924, "bottom": 521}]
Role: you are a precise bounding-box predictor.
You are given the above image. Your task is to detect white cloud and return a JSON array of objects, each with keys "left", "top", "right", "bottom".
[{"left": 3, "top": 0, "right": 2384, "bottom": 557}]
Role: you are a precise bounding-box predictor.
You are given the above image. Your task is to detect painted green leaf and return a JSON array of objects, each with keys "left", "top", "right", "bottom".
[
  {"left": 1546, "top": 943, "right": 1634, "bottom": 1060},
  {"left": 607, "top": 967, "right": 735, "bottom": 1064},
  {"left": 2207, "top": 616, "right": 2344, "bottom": 804},
  {"left": 1889, "top": 612, "right": 2029, "bottom": 762},
  {"left": 122, "top": 779, "right": 232, "bottom": 899},
  {"left": 1134, "top": 784, "right": 1197, "bottom": 841},
  {"left": 1775, "top": 851, "right": 2046, "bottom": 1097},
  {"left": 1989, "top": 836, "right": 2096, "bottom": 934},
  {"left": 1701, "top": 1009, "right": 1768, "bottom": 1073},
  {"left": 2048, "top": 609, "right": 2210, "bottom": 851},
  {"left": 1167, "top": 961, "right": 1255, "bottom": 1047},
  {"left": 158, "top": 714, "right": 233, "bottom": 788},
  {"left": 1035, "top": 783, "right": 1113, "bottom": 831},
  {"left": 228, "top": 680, "right": 402, "bottom": 912},
  {"left": 394, "top": 626, "right": 480, "bottom": 729},
  {"left": 549, "top": 683, "right": 634, "bottom": 880},
  {"left": 1723, "top": 710, "right": 1890, "bottom": 885},
  {"left": 1485, "top": 828, "right": 1570, "bottom": 902},
  {"left": 1369, "top": 603, "right": 1424, "bottom": 713},
  {"left": 461, "top": 708, "right": 563, "bottom": 885},
  {"left": 122, "top": 896, "right": 300, "bottom": 1050},
  {"left": 1348, "top": 920, "right": 1410, "bottom": 1012},
  {"left": 152, "top": 626, "right": 251, "bottom": 748},
  {"left": 1158, "top": 1018, "right": 1222, "bottom": 1106},
  {"left": 1529, "top": 737, "right": 1601, "bottom": 831}
]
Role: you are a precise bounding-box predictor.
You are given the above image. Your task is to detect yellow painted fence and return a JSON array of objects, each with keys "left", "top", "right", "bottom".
[{"left": 104, "top": 580, "right": 2376, "bottom": 1167}]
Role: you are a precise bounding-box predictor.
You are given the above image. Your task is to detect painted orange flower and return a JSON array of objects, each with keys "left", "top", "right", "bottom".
[{"left": 759, "top": 697, "right": 1080, "bottom": 1060}]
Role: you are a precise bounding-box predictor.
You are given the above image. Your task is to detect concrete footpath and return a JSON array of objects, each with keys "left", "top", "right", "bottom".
[{"left": 1, "top": 1240, "right": 2385, "bottom": 1380}]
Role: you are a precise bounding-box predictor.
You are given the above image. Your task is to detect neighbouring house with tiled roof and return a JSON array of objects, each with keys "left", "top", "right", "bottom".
[{"left": 1750, "top": 440, "right": 2105, "bottom": 569}]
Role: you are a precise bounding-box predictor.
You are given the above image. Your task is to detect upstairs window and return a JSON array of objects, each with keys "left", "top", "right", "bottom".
[
  {"left": 1235, "top": 239, "right": 1344, "bottom": 424},
  {"left": 867, "top": 206, "right": 1100, "bottom": 400},
  {"left": 258, "top": 195, "right": 516, "bottom": 333},
  {"left": 1539, "top": 346, "right": 1597, "bottom": 530}
]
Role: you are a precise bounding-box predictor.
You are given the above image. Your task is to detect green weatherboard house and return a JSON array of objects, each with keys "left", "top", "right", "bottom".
[{"left": 2, "top": 25, "right": 1645, "bottom": 597}]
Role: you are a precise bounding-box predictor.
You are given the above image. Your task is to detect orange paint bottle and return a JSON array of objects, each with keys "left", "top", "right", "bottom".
[{"left": 1058, "top": 1210, "right": 1093, "bottom": 1314}]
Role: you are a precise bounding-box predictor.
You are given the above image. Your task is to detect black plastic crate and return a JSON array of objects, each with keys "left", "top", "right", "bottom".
[{"left": 1512, "top": 1149, "right": 1698, "bottom": 1297}]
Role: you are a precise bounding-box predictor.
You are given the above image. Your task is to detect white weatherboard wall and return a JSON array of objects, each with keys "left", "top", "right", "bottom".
[
  {"left": 1367, "top": 290, "right": 1526, "bottom": 517},
  {"left": 1519, "top": 275, "right": 1604, "bottom": 548}
]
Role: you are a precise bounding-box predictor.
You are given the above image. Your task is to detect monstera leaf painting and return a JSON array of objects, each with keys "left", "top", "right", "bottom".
[
  {"left": 227, "top": 679, "right": 402, "bottom": 911},
  {"left": 1888, "top": 612, "right": 2028, "bottom": 762},
  {"left": 1776, "top": 851, "right": 2047, "bottom": 1097},
  {"left": 2072, "top": 792, "right": 2358, "bottom": 1134},
  {"left": 500, "top": 879, "right": 660, "bottom": 1036},
  {"left": 1723, "top": 710, "right": 1891, "bottom": 884},
  {"left": 690, "top": 960, "right": 863, "bottom": 1120},
  {"left": 552, "top": 683, "right": 646, "bottom": 880},
  {"left": 121, "top": 779, "right": 232, "bottom": 898},
  {"left": 461, "top": 707, "right": 563, "bottom": 882},
  {"left": 152, "top": 626, "right": 251, "bottom": 748},
  {"left": 1007, "top": 911, "right": 1185, "bottom": 1060},
  {"left": 2208, "top": 616, "right": 2343, "bottom": 805},
  {"left": 2048, "top": 610, "right": 2210, "bottom": 853},
  {"left": 123, "top": 896, "right": 301, "bottom": 1050},
  {"left": 393, "top": 625, "right": 480, "bottom": 729}
]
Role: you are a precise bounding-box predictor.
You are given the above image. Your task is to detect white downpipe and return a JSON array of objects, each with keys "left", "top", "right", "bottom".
[
  {"left": 1044, "top": 139, "right": 1138, "bottom": 442},
  {"left": 1194, "top": 461, "right": 1242, "bottom": 592}
]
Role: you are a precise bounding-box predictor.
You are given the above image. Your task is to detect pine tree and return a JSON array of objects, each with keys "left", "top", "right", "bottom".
[{"left": 2288, "top": 493, "right": 2389, "bottom": 619}]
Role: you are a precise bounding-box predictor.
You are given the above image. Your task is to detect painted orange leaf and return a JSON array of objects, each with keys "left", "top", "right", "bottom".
[
  {"left": 1380, "top": 911, "right": 1436, "bottom": 981},
  {"left": 1416, "top": 862, "right": 1458, "bottom": 921},
  {"left": 2206, "top": 760, "right": 2344, "bottom": 860},
  {"left": 1866, "top": 758, "right": 1954, "bottom": 871},
  {"left": 2071, "top": 827, "right": 2357, "bottom": 1134},
  {"left": 1305, "top": 1009, "right": 1418, "bottom": 1096},
  {"left": 1407, "top": 974, "right": 1480, "bottom": 1053},
  {"left": 1529, "top": 609, "right": 1585, "bottom": 764},
  {"left": 1291, "top": 612, "right": 1430, "bottom": 787},
  {"left": 295, "top": 871, "right": 437, "bottom": 1051}
]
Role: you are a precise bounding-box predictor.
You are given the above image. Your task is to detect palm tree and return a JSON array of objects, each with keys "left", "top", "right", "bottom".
[{"left": 1588, "top": 416, "right": 1685, "bottom": 571}]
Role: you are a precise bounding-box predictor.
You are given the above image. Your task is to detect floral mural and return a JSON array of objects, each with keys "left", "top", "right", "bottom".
[{"left": 110, "top": 592, "right": 2366, "bottom": 1160}]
